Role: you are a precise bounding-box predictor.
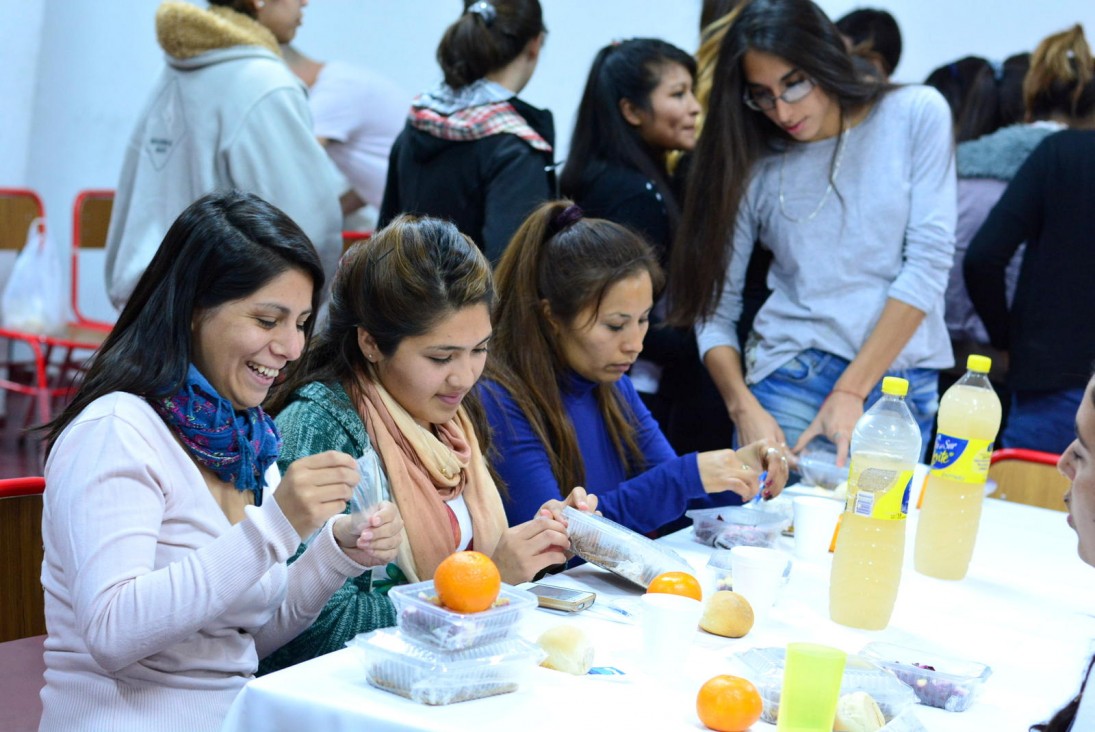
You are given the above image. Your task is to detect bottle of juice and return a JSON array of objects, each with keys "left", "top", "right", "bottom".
[
  {"left": 830, "top": 377, "right": 922, "bottom": 630},
  {"left": 914, "top": 355, "right": 1002, "bottom": 579}
]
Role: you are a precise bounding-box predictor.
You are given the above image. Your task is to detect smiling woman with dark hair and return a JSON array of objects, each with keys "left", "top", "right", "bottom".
[{"left": 39, "top": 191, "right": 402, "bottom": 732}]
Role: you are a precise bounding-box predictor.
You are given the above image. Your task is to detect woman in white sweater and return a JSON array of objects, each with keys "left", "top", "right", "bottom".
[{"left": 39, "top": 191, "right": 403, "bottom": 731}]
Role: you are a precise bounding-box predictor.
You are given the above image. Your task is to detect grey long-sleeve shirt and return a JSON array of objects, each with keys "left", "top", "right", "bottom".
[{"left": 697, "top": 85, "right": 956, "bottom": 384}]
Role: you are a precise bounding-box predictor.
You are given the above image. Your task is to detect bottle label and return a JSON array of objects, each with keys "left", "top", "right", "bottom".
[
  {"left": 930, "top": 433, "right": 993, "bottom": 484},
  {"left": 847, "top": 462, "right": 912, "bottom": 520}
]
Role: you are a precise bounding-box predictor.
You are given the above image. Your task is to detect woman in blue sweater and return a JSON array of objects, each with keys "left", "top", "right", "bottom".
[{"left": 480, "top": 201, "right": 789, "bottom": 534}]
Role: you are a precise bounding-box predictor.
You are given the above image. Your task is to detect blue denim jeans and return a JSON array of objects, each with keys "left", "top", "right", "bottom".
[
  {"left": 1002, "top": 388, "right": 1084, "bottom": 455},
  {"left": 748, "top": 349, "right": 940, "bottom": 460}
]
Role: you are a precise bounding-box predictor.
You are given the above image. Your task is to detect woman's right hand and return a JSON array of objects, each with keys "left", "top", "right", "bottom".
[
  {"left": 696, "top": 449, "right": 765, "bottom": 501},
  {"left": 274, "top": 451, "right": 360, "bottom": 540},
  {"left": 490, "top": 511, "right": 571, "bottom": 584},
  {"left": 730, "top": 397, "right": 787, "bottom": 448}
]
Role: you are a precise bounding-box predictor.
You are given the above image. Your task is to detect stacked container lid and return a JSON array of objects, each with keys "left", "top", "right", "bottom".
[{"left": 348, "top": 580, "right": 542, "bottom": 705}]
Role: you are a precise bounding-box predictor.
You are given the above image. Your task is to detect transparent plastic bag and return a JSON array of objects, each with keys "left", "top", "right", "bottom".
[{"left": 1, "top": 218, "right": 66, "bottom": 334}]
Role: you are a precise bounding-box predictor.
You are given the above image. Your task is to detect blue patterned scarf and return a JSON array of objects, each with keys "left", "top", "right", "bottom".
[{"left": 150, "top": 364, "right": 281, "bottom": 505}]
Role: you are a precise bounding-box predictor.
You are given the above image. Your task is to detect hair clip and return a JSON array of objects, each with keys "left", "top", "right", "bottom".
[
  {"left": 467, "top": 0, "right": 497, "bottom": 26},
  {"left": 548, "top": 204, "right": 584, "bottom": 237}
]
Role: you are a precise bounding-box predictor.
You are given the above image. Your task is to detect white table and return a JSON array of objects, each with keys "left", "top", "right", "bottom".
[{"left": 222, "top": 496, "right": 1095, "bottom": 731}]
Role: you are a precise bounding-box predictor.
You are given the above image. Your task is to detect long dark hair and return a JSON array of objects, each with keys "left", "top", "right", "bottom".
[
  {"left": 560, "top": 38, "right": 696, "bottom": 238},
  {"left": 436, "top": 0, "right": 544, "bottom": 90},
  {"left": 486, "top": 201, "right": 664, "bottom": 496},
  {"left": 44, "top": 190, "right": 323, "bottom": 451},
  {"left": 669, "top": 0, "right": 887, "bottom": 326}
]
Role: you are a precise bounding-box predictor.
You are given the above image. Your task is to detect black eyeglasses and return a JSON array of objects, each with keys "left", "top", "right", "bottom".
[{"left": 743, "top": 77, "right": 816, "bottom": 111}]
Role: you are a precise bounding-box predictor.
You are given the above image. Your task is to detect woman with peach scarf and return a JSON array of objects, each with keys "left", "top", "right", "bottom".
[{"left": 258, "top": 214, "right": 592, "bottom": 673}]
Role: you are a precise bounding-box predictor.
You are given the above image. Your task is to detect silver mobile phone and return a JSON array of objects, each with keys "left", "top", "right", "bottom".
[{"left": 529, "top": 583, "right": 596, "bottom": 613}]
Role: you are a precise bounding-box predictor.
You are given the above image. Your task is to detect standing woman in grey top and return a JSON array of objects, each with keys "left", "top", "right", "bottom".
[{"left": 669, "top": 0, "right": 955, "bottom": 464}]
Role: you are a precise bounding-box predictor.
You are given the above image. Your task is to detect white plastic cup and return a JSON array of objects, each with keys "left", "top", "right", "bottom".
[
  {"left": 792, "top": 496, "right": 843, "bottom": 561},
  {"left": 639, "top": 592, "right": 702, "bottom": 676},
  {"left": 730, "top": 546, "right": 791, "bottom": 610}
]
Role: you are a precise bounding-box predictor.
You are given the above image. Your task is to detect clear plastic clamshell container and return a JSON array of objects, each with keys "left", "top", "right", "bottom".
[
  {"left": 731, "top": 646, "right": 918, "bottom": 724},
  {"left": 860, "top": 641, "right": 992, "bottom": 712},
  {"left": 349, "top": 628, "right": 545, "bottom": 705},
  {"left": 686, "top": 506, "right": 789, "bottom": 550},
  {"left": 389, "top": 580, "right": 536, "bottom": 651},
  {"left": 562, "top": 506, "right": 693, "bottom": 588}
]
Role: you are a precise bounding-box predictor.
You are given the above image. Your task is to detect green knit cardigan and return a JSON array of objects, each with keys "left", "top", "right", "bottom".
[{"left": 258, "top": 381, "right": 402, "bottom": 675}]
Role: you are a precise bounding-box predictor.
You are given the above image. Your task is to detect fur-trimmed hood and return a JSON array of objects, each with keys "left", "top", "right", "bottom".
[
  {"left": 956, "top": 121, "right": 1065, "bottom": 180},
  {"left": 156, "top": 1, "right": 280, "bottom": 60}
]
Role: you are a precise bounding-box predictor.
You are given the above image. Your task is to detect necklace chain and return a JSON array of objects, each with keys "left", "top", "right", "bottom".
[{"left": 778, "top": 123, "right": 850, "bottom": 223}]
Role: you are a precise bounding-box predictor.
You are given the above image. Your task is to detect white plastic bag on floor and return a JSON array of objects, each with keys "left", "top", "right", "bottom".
[{"left": 1, "top": 217, "right": 66, "bottom": 335}]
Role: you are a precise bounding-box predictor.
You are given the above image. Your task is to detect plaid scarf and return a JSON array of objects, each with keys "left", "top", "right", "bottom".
[
  {"left": 408, "top": 80, "right": 552, "bottom": 153},
  {"left": 150, "top": 364, "right": 281, "bottom": 505}
]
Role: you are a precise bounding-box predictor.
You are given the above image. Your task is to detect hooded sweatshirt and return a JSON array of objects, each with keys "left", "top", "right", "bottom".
[
  {"left": 378, "top": 79, "right": 555, "bottom": 263},
  {"left": 104, "top": 2, "right": 343, "bottom": 309}
]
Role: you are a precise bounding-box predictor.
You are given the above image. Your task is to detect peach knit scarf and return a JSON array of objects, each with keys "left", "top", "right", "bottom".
[{"left": 355, "top": 378, "right": 507, "bottom": 580}]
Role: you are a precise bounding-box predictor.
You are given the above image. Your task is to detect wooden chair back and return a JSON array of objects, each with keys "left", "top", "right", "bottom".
[
  {"left": 0, "top": 477, "right": 47, "bottom": 642},
  {"left": 0, "top": 189, "right": 45, "bottom": 253},
  {"left": 988, "top": 448, "right": 1068, "bottom": 512}
]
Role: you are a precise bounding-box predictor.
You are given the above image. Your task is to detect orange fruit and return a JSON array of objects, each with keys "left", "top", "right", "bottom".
[
  {"left": 696, "top": 674, "right": 764, "bottom": 732},
  {"left": 433, "top": 551, "right": 501, "bottom": 613},
  {"left": 647, "top": 570, "right": 703, "bottom": 601}
]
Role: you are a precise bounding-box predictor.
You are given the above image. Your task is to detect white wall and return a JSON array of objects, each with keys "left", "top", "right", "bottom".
[{"left": 1, "top": 0, "right": 1094, "bottom": 320}]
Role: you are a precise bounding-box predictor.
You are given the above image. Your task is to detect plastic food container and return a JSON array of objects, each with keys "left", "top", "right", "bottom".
[
  {"left": 797, "top": 435, "right": 850, "bottom": 489},
  {"left": 859, "top": 641, "right": 991, "bottom": 712},
  {"left": 732, "top": 646, "right": 918, "bottom": 723},
  {"left": 686, "top": 506, "right": 789, "bottom": 550},
  {"left": 349, "top": 628, "right": 545, "bottom": 705},
  {"left": 389, "top": 580, "right": 536, "bottom": 651},
  {"left": 563, "top": 507, "right": 692, "bottom": 588}
]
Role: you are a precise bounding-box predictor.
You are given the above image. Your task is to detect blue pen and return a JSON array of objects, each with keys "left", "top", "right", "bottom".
[{"left": 752, "top": 471, "right": 769, "bottom": 503}]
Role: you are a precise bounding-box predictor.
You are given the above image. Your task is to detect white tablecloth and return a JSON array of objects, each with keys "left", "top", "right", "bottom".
[{"left": 222, "top": 495, "right": 1095, "bottom": 732}]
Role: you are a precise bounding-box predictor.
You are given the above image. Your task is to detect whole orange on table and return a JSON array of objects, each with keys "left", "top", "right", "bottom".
[
  {"left": 434, "top": 550, "right": 501, "bottom": 613},
  {"left": 696, "top": 674, "right": 763, "bottom": 732},
  {"left": 647, "top": 570, "right": 703, "bottom": 601}
]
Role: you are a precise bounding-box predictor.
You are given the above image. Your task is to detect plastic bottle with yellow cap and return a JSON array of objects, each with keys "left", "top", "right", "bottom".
[
  {"left": 914, "top": 355, "right": 1002, "bottom": 580},
  {"left": 830, "top": 376, "right": 922, "bottom": 630}
]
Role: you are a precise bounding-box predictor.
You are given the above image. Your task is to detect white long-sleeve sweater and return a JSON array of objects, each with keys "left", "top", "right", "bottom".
[{"left": 39, "top": 392, "right": 365, "bottom": 731}]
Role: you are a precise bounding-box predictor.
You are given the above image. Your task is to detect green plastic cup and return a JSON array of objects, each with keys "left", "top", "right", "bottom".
[{"left": 776, "top": 642, "right": 847, "bottom": 731}]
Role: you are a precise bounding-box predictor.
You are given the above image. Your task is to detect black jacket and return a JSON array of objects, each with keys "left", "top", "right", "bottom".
[{"left": 379, "top": 98, "right": 555, "bottom": 264}]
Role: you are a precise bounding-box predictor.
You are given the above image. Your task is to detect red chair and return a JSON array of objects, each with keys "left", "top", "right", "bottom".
[
  {"left": 0, "top": 475, "right": 46, "bottom": 731},
  {"left": 0, "top": 189, "right": 112, "bottom": 428},
  {"left": 342, "top": 229, "right": 372, "bottom": 253},
  {"left": 988, "top": 448, "right": 1069, "bottom": 511}
]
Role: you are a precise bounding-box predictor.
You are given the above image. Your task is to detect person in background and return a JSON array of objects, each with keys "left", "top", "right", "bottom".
[
  {"left": 104, "top": 0, "right": 343, "bottom": 310},
  {"left": 669, "top": 0, "right": 955, "bottom": 465},
  {"left": 835, "top": 8, "right": 902, "bottom": 82},
  {"left": 259, "top": 214, "right": 591, "bottom": 673},
  {"left": 1030, "top": 373, "right": 1095, "bottom": 730},
  {"left": 38, "top": 191, "right": 402, "bottom": 732},
  {"left": 379, "top": 0, "right": 552, "bottom": 264},
  {"left": 481, "top": 201, "right": 789, "bottom": 536},
  {"left": 946, "top": 26, "right": 1095, "bottom": 407},
  {"left": 560, "top": 38, "right": 723, "bottom": 453},
  {"left": 924, "top": 55, "right": 1015, "bottom": 142},
  {"left": 283, "top": 45, "right": 411, "bottom": 224},
  {"left": 965, "top": 125, "right": 1095, "bottom": 453}
]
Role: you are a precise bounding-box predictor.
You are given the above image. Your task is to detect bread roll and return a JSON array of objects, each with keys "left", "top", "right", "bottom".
[
  {"left": 537, "top": 625, "right": 594, "bottom": 675},
  {"left": 833, "top": 691, "right": 886, "bottom": 732},
  {"left": 700, "top": 591, "right": 754, "bottom": 638}
]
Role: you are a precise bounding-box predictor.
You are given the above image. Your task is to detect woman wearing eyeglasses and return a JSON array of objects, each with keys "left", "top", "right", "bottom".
[{"left": 669, "top": 0, "right": 956, "bottom": 466}]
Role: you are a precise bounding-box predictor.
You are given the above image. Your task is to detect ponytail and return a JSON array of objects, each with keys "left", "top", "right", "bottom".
[
  {"left": 487, "top": 201, "right": 663, "bottom": 496},
  {"left": 436, "top": 0, "right": 544, "bottom": 90},
  {"left": 1025, "top": 24, "right": 1095, "bottom": 122}
]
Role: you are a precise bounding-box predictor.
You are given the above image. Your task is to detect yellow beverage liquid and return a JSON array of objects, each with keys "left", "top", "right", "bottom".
[
  {"left": 829, "top": 453, "right": 911, "bottom": 630},
  {"left": 914, "top": 383, "right": 1002, "bottom": 579}
]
